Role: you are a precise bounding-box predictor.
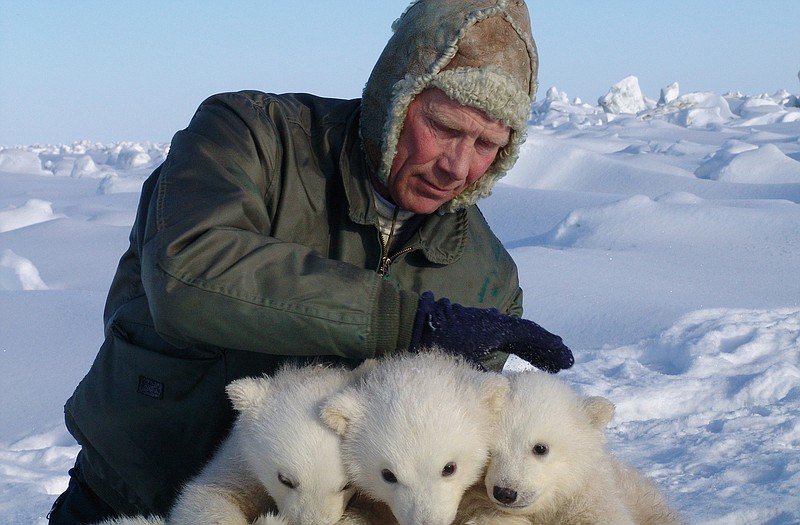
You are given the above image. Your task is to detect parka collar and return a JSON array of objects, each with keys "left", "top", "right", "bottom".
[{"left": 340, "top": 108, "right": 467, "bottom": 266}]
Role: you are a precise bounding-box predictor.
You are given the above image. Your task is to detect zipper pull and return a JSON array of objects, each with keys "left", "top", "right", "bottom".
[
  {"left": 377, "top": 246, "right": 414, "bottom": 277},
  {"left": 377, "top": 256, "right": 391, "bottom": 276}
]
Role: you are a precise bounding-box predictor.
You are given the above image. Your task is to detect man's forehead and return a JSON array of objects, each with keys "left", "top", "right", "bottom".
[{"left": 420, "top": 89, "right": 510, "bottom": 141}]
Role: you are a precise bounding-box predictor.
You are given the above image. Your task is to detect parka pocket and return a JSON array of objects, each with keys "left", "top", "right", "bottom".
[{"left": 65, "top": 331, "right": 232, "bottom": 514}]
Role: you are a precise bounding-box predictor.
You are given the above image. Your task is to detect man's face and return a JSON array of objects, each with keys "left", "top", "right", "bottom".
[{"left": 384, "top": 88, "right": 511, "bottom": 214}]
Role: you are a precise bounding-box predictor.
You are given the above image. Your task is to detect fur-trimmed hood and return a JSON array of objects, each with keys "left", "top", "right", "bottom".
[{"left": 361, "top": 0, "right": 538, "bottom": 213}]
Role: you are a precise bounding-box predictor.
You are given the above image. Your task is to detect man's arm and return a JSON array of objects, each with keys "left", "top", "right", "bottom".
[{"left": 140, "top": 93, "right": 417, "bottom": 359}]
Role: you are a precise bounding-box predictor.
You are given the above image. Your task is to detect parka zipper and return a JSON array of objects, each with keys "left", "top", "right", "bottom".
[
  {"left": 378, "top": 245, "right": 415, "bottom": 276},
  {"left": 376, "top": 206, "right": 415, "bottom": 276}
]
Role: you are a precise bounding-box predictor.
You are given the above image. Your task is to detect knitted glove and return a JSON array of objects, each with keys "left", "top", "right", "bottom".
[{"left": 410, "top": 292, "right": 574, "bottom": 373}]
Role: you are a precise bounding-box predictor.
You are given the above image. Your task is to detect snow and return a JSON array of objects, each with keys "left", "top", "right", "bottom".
[
  {"left": 2, "top": 77, "right": 799, "bottom": 524},
  {"left": 598, "top": 75, "right": 650, "bottom": 114}
]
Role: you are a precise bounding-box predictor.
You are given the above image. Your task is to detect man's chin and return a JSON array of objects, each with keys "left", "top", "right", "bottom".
[
  {"left": 400, "top": 197, "right": 446, "bottom": 214},
  {"left": 398, "top": 187, "right": 456, "bottom": 214}
]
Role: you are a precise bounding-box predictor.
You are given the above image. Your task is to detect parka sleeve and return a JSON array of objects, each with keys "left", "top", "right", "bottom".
[{"left": 139, "top": 92, "right": 418, "bottom": 359}]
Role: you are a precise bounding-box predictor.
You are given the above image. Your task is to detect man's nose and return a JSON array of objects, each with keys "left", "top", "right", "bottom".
[{"left": 439, "top": 141, "right": 472, "bottom": 182}]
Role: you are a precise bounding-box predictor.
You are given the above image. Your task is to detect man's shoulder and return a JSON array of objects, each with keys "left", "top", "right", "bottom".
[
  {"left": 203, "top": 91, "right": 360, "bottom": 118},
  {"left": 465, "top": 205, "right": 516, "bottom": 261},
  {"left": 196, "top": 91, "right": 362, "bottom": 142},
  {"left": 465, "top": 205, "right": 500, "bottom": 239}
]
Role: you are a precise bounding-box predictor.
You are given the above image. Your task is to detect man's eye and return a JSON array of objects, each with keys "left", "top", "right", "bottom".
[
  {"left": 476, "top": 140, "right": 499, "bottom": 153},
  {"left": 429, "top": 119, "right": 456, "bottom": 136}
]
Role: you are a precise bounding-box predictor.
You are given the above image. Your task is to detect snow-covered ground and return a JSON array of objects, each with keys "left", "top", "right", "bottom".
[{"left": 2, "top": 77, "right": 799, "bottom": 523}]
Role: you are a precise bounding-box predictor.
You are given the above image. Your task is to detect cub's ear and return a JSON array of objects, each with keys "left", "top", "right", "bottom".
[
  {"left": 319, "top": 389, "right": 364, "bottom": 436},
  {"left": 226, "top": 375, "right": 271, "bottom": 413},
  {"left": 478, "top": 372, "right": 510, "bottom": 415},
  {"left": 351, "top": 358, "right": 380, "bottom": 380},
  {"left": 582, "top": 396, "right": 615, "bottom": 429}
]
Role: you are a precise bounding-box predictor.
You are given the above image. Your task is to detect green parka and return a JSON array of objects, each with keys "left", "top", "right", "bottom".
[
  {"left": 64, "top": 90, "right": 523, "bottom": 515},
  {"left": 64, "top": 0, "right": 540, "bottom": 515}
]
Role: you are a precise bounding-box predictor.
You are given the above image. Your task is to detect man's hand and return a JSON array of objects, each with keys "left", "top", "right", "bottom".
[{"left": 410, "top": 292, "right": 574, "bottom": 373}]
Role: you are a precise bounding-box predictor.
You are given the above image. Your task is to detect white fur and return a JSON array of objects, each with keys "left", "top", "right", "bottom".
[
  {"left": 321, "top": 350, "right": 509, "bottom": 525},
  {"left": 94, "top": 517, "right": 164, "bottom": 525},
  {"left": 456, "top": 371, "right": 684, "bottom": 525},
  {"left": 95, "top": 362, "right": 361, "bottom": 525}
]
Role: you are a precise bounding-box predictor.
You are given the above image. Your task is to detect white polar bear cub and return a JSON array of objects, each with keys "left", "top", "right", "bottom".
[
  {"left": 456, "top": 371, "right": 684, "bottom": 525},
  {"left": 96, "top": 362, "right": 359, "bottom": 525},
  {"left": 321, "top": 351, "right": 509, "bottom": 525}
]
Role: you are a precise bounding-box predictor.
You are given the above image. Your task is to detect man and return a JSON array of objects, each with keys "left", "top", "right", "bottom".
[{"left": 48, "top": 1, "right": 573, "bottom": 523}]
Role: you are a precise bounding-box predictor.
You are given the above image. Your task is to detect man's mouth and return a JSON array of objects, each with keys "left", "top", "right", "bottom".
[{"left": 419, "top": 176, "right": 456, "bottom": 196}]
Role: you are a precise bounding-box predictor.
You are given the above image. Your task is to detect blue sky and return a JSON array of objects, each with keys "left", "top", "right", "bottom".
[{"left": 1, "top": 1, "right": 798, "bottom": 145}]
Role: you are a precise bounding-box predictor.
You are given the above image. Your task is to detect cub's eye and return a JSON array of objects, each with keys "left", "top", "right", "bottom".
[
  {"left": 381, "top": 469, "right": 398, "bottom": 483},
  {"left": 341, "top": 482, "right": 353, "bottom": 492},
  {"left": 278, "top": 473, "right": 297, "bottom": 489},
  {"left": 532, "top": 443, "right": 549, "bottom": 456},
  {"left": 441, "top": 462, "right": 457, "bottom": 477}
]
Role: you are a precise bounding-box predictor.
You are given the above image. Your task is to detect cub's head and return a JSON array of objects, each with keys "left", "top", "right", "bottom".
[
  {"left": 227, "top": 363, "right": 362, "bottom": 525},
  {"left": 320, "top": 351, "right": 509, "bottom": 525},
  {"left": 483, "top": 371, "right": 614, "bottom": 516}
]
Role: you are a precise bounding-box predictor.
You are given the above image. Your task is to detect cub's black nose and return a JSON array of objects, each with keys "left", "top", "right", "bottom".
[{"left": 493, "top": 486, "right": 518, "bottom": 505}]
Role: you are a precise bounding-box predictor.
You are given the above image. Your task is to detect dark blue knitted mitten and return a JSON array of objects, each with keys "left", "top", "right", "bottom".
[{"left": 410, "top": 292, "right": 574, "bottom": 373}]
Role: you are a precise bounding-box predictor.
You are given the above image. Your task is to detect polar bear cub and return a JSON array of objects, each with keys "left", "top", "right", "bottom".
[
  {"left": 457, "top": 371, "right": 684, "bottom": 525},
  {"left": 97, "top": 362, "right": 359, "bottom": 525},
  {"left": 321, "top": 351, "right": 509, "bottom": 525}
]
